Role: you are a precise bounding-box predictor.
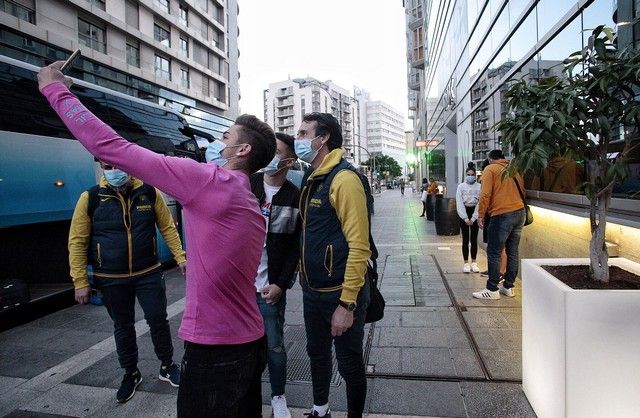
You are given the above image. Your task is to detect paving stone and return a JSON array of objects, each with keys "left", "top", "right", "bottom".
[
  {"left": 400, "top": 347, "right": 455, "bottom": 375},
  {"left": 0, "top": 326, "right": 64, "bottom": 349},
  {"left": 489, "top": 329, "right": 522, "bottom": 351},
  {"left": 462, "top": 310, "right": 511, "bottom": 328},
  {"left": 377, "top": 327, "right": 447, "bottom": 348},
  {"left": 450, "top": 349, "right": 485, "bottom": 378},
  {"left": 467, "top": 328, "right": 499, "bottom": 350},
  {"left": 0, "top": 347, "right": 77, "bottom": 379},
  {"left": 366, "top": 347, "right": 401, "bottom": 374},
  {"left": 0, "top": 376, "right": 27, "bottom": 395},
  {"left": 4, "top": 411, "right": 78, "bottom": 418},
  {"left": 89, "top": 390, "right": 177, "bottom": 417},
  {"left": 21, "top": 383, "right": 113, "bottom": 417},
  {"left": 368, "top": 378, "right": 465, "bottom": 417},
  {"left": 480, "top": 349, "right": 522, "bottom": 381},
  {"left": 376, "top": 311, "right": 401, "bottom": 327},
  {"left": 42, "top": 329, "right": 113, "bottom": 353},
  {"left": 460, "top": 381, "right": 536, "bottom": 417},
  {"left": 444, "top": 328, "right": 473, "bottom": 349},
  {"left": 400, "top": 311, "right": 443, "bottom": 327},
  {"left": 0, "top": 388, "right": 44, "bottom": 417}
]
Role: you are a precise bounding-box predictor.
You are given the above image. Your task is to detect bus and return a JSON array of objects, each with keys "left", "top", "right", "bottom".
[{"left": 0, "top": 55, "right": 231, "bottom": 305}]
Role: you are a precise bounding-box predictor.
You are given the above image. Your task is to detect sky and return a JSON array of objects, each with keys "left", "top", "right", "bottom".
[{"left": 237, "top": 0, "right": 409, "bottom": 128}]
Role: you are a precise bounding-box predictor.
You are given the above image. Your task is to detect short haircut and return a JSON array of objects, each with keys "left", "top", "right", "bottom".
[
  {"left": 275, "top": 132, "right": 297, "bottom": 159},
  {"left": 481, "top": 158, "right": 490, "bottom": 170},
  {"left": 302, "top": 112, "right": 343, "bottom": 150},
  {"left": 488, "top": 149, "right": 505, "bottom": 160},
  {"left": 234, "top": 114, "right": 276, "bottom": 174}
]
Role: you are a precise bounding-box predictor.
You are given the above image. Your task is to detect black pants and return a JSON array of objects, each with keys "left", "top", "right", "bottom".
[
  {"left": 98, "top": 270, "right": 173, "bottom": 372},
  {"left": 303, "top": 279, "right": 370, "bottom": 418},
  {"left": 421, "top": 201, "right": 427, "bottom": 216},
  {"left": 177, "top": 337, "right": 266, "bottom": 418},
  {"left": 460, "top": 205, "right": 479, "bottom": 261}
]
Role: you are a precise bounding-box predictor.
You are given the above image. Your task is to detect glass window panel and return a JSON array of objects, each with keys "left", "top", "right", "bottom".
[
  {"left": 179, "top": 4, "right": 188, "bottom": 26},
  {"left": 581, "top": 0, "right": 616, "bottom": 47},
  {"left": 536, "top": 0, "right": 579, "bottom": 41},
  {"left": 505, "top": 8, "right": 536, "bottom": 64},
  {"left": 125, "top": 0, "right": 139, "bottom": 28},
  {"left": 154, "top": 23, "right": 170, "bottom": 48}
]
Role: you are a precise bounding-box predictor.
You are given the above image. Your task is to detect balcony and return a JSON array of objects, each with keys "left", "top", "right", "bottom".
[
  {"left": 277, "top": 109, "right": 294, "bottom": 117},
  {"left": 276, "top": 100, "right": 293, "bottom": 107},
  {"left": 277, "top": 119, "right": 294, "bottom": 128},
  {"left": 276, "top": 87, "right": 293, "bottom": 98},
  {"left": 411, "top": 47, "right": 425, "bottom": 69},
  {"left": 408, "top": 73, "right": 421, "bottom": 91}
]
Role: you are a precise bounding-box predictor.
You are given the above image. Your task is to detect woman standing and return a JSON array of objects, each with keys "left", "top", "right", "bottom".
[{"left": 456, "top": 165, "right": 481, "bottom": 273}]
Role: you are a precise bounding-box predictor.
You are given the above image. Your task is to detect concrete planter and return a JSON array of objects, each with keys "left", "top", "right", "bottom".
[{"left": 521, "top": 258, "right": 640, "bottom": 418}]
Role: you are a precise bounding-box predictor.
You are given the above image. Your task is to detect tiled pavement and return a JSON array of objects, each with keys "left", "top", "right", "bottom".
[{"left": 0, "top": 189, "right": 536, "bottom": 417}]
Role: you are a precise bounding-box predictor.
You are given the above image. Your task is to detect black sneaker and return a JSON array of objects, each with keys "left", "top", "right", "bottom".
[
  {"left": 159, "top": 363, "right": 180, "bottom": 387},
  {"left": 117, "top": 369, "right": 142, "bottom": 403},
  {"left": 480, "top": 270, "right": 489, "bottom": 277},
  {"left": 304, "top": 409, "right": 331, "bottom": 418}
]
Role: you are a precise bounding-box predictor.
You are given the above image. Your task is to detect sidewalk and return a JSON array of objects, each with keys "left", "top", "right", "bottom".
[{"left": 0, "top": 189, "right": 535, "bottom": 417}]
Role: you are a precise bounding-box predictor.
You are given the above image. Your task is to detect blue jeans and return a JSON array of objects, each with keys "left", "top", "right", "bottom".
[
  {"left": 257, "top": 291, "right": 287, "bottom": 397},
  {"left": 486, "top": 208, "right": 526, "bottom": 291},
  {"left": 96, "top": 269, "right": 173, "bottom": 371},
  {"left": 303, "top": 278, "right": 370, "bottom": 417}
]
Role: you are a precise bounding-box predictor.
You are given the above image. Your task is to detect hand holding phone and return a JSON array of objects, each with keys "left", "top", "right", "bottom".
[{"left": 60, "top": 49, "right": 81, "bottom": 73}]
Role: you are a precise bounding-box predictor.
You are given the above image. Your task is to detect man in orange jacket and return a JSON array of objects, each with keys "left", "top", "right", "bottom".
[{"left": 473, "top": 149, "right": 526, "bottom": 300}]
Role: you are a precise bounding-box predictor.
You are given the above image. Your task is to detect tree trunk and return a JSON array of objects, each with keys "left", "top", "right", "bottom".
[{"left": 589, "top": 188, "right": 611, "bottom": 283}]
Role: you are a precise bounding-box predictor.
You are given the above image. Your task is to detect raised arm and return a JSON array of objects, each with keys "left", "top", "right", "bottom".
[{"left": 38, "top": 62, "right": 212, "bottom": 204}]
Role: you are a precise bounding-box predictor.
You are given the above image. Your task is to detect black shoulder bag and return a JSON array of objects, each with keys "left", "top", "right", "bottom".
[{"left": 513, "top": 179, "right": 534, "bottom": 226}]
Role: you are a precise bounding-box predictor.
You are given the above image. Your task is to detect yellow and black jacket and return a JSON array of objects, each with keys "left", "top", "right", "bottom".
[
  {"left": 68, "top": 177, "right": 186, "bottom": 289},
  {"left": 299, "top": 149, "right": 371, "bottom": 304}
]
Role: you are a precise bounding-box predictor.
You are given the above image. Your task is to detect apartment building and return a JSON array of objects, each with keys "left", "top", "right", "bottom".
[
  {"left": 0, "top": 0, "right": 239, "bottom": 134},
  {"left": 364, "top": 100, "right": 406, "bottom": 167},
  {"left": 264, "top": 77, "right": 361, "bottom": 163}
]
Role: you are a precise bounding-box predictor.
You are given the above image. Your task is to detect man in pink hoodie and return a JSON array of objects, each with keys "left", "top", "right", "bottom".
[{"left": 38, "top": 61, "right": 275, "bottom": 417}]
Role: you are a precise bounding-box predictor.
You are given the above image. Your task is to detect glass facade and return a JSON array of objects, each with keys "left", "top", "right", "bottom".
[{"left": 408, "top": 0, "right": 639, "bottom": 204}]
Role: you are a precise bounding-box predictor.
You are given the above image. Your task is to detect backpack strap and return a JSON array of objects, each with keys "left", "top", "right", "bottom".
[{"left": 86, "top": 185, "right": 101, "bottom": 218}]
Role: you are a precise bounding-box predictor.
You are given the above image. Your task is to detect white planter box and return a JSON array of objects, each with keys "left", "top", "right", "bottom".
[{"left": 522, "top": 258, "right": 640, "bottom": 418}]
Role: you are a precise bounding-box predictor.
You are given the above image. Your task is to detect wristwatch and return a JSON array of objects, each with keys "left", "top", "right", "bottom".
[{"left": 338, "top": 300, "right": 357, "bottom": 312}]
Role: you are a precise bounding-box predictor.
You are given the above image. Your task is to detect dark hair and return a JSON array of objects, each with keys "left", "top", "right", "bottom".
[
  {"left": 488, "top": 149, "right": 505, "bottom": 160},
  {"left": 481, "top": 158, "right": 490, "bottom": 170},
  {"left": 466, "top": 162, "right": 476, "bottom": 175},
  {"left": 234, "top": 114, "right": 276, "bottom": 174},
  {"left": 302, "top": 112, "right": 343, "bottom": 150},
  {"left": 422, "top": 177, "right": 428, "bottom": 184},
  {"left": 275, "top": 132, "right": 297, "bottom": 158}
]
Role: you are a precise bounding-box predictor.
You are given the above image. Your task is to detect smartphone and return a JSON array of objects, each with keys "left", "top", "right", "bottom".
[{"left": 60, "top": 49, "right": 81, "bottom": 73}]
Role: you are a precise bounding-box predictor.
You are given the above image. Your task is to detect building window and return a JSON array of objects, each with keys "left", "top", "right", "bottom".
[
  {"left": 213, "top": 3, "right": 224, "bottom": 25},
  {"left": 125, "top": 0, "right": 139, "bottom": 28},
  {"left": 78, "top": 17, "right": 106, "bottom": 53},
  {"left": 180, "top": 37, "right": 189, "bottom": 57},
  {"left": 180, "top": 68, "right": 189, "bottom": 88},
  {"left": 179, "top": 3, "right": 188, "bottom": 26},
  {"left": 154, "top": 22, "right": 170, "bottom": 48},
  {"left": 1, "top": 0, "right": 35, "bottom": 23},
  {"left": 155, "top": 55, "right": 171, "bottom": 80},
  {"left": 193, "top": 41, "right": 208, "bottom": 67},
  {"left": 212, "top": 80, "right": 225, "bottom": 103},
  {"left": 154, "top": 0, "right": 169, "bottom": 13},
  {"left": 212, "top": 29, "right": 223, "bottom": 49},
  {"left": 86, "top": 0, "right": 105, "bottom": 10},
  {"left": 126, "top": 40, "right": 140, "bottom": 67},
  {"left": 202, "top": 77, "right": 210, "bottom": 97}
]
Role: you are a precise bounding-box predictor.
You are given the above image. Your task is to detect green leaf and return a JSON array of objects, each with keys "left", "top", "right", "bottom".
[
  {"left": 531, "top": 128, "right": 543, "bottom": 141},
  {"left": 545, "top": 117, "right": 553, "bottom": 130}
]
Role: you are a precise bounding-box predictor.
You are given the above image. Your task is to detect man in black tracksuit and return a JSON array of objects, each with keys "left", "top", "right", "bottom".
[{"left": 249, "top": 133, "right": 301, "bottom": 418}]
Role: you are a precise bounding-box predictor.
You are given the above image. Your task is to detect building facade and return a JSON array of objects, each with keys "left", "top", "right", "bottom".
[
  {"left": 404, "top": 0, "right": 640, "bottom": 262},
  {"left": 264, "top": 77, "right": 361, "bottom": 164},
  {"left": 0, "top": 0, "right": 239, "bottom": 135},
  {"left": 364, "top": 100, "right": 406, "bottom": 167}
]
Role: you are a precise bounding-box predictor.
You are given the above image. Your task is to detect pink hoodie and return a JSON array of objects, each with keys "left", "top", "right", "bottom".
[{"left": 42, "top": 83, "right": 264, "bottom": 345}]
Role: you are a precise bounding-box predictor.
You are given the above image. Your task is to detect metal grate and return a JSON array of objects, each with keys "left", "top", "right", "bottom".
[{"left": 262, "top": 325, "right": 341, "bottom": 385}]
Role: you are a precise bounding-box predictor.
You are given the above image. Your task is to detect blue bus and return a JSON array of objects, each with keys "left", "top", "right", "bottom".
[{"left": 0, "top": 55, "right": 232, "bottom": 303}]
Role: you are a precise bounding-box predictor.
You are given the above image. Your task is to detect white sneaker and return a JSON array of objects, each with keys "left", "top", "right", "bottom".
[
  {"left": 499, "top": 286, "right": 515, "bottom": 297},
  {"left": 471, "top": 262, "right": 480, "bottom": 273},
  {"left": 463, "top": 263, "right": 471, "bottom": 273},
  {"left": 472, "top": 288, "right": 501, "bottom": 300},
  {"left": 271, "top": 395, "right": 291, "bottom": 418}
]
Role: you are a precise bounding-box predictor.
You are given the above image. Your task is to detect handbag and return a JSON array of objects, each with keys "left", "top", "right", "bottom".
[
  {"left": 514, "top": 179, "right": 534, "bottom": 226},
  {"left": 365, "top": 260, "right": 385, "bottom": 323},
  {"left": 420, "top": 190, "right": 428, "bottom": 202}
]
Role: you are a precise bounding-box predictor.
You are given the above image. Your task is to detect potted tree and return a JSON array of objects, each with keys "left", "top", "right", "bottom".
[{"left": 495, "top": 26, "right": 640, "bottom": 417}]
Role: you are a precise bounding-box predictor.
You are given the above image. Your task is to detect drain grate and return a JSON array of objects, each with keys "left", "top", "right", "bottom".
[{"left": 262, "top": 325, "right": 341, "bottom": 385}]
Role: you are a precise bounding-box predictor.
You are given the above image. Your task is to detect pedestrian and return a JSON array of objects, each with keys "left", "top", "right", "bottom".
[
  {"left": 419, "top": 178, "right": 429, "bottom": 217},
  {"left": 427, "top": 177, "right": 439, "bottom": 195},
  {"left": 473, "top": 149, "right": 526, "bottom": 300},
  {"left": 38, "top": 61, "right": 276, "bottom": 417},
  {"left": 295, "top": 113, "right": 371, "bottom": 418},
  {"left": 250, "top": 132, "right": 301, "bottom": 418},
  {"left": 69, "top": 161, "right": 186, "bottom": 403},
  {"left": 478, "top": 159, "right": 507, "bottom": 279},
  {"left": 456, "top": 163, "right": 481, "bottom": 273},
  {"left": 400, "top": 179, "right": 405, "bottom": 195}
]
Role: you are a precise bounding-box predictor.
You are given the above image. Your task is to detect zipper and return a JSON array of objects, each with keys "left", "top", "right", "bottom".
[
  {"left": 299, "top": 181, "right": 313, "bottom": 284},
  {"left": 115, "top": 192, "right": 133, "bottom": 275},
  {"left": 153, "top": 236, "right": 157, "bottom": 256},
  {"left": 97, "top": 243, "right": 102, "bottom": 267},
  {"left": 324, "top": 244, "right": 333, "bottom": 276}
]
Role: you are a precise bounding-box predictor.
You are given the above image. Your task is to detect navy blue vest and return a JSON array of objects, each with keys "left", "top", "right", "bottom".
[
  {"left": 88, "top": 184, "right": 158, "bottom": 276},
  {"left": 300, "top": 160, "right": 358, "bottom": 289}
]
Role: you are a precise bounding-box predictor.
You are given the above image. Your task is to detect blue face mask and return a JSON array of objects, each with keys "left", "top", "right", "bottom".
[
  {"left": 294, "top": 135, "right": 320, "bottom": 164},
  {"left": 205, "top": 140, "right": 229, "bottom": 166},
  {"left": 466, "top": 175, "right": 476, "bottom": 184},
  {"left": 261, "top": 156, "right": 293, "bottom": 175},
  {"left": 104, "top": 169, "right": 130, "bottom": 188}
]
